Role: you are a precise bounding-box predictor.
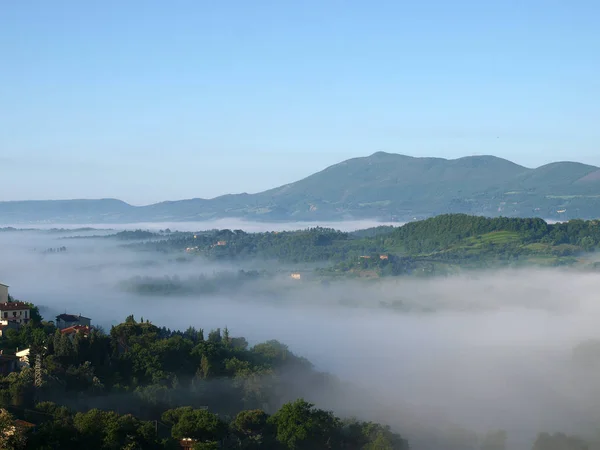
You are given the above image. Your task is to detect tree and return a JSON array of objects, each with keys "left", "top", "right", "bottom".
[
  {"left": 532, "top": 432, "right": 589, "bottom": 450},
  {"left": 199, "top": 354, "right": 212, "bottom": 379},
  {"left": 163, "top": 408, "right": 228, "bottom": 443},
  {"left": 223, "top": 327, "right": 230, "bottom": 346},
  {"left": 208, "top": 329, "right": 221, "bottom": 343},
  {"left": 231, "top": 409, "right": 273, "bottom": 449},
  {"left": 268, "top": 399, "right": 341, "bottom": 449},
  {"left": 363, "top": 431, "right": 396, "bottom": 450},
  {"left": 580, "top": 236, "right": 595, "bottom": 251}
]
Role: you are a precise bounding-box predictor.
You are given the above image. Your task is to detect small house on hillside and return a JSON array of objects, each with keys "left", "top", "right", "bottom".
[
  {"left": 60, "top": 325, "right": 92, "bottom": 341},
  {"left": 0, "top": 283, "right": 8, "bottom": 304},
  {"left": 0, "top": 301, "right": 31, "bottom": 325},
  {"left": 56, "top": 314, "right": 91, "bottom": 330},
  {"left": 290, "top": 273, "right": 301, "bottom": 280}
]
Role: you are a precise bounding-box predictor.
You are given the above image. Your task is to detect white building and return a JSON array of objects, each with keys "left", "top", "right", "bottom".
[
  {"left": 16, "top": 348, "right": 30, "bottom": 369},
  {"left": 0, "top": 301, "right": 31, "bottom": 325},
  {"left": 0, "top": 283, "right": 8, "bottom": 304}
]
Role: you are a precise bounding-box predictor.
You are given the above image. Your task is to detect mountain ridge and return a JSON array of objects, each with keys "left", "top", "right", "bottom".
[{"left": 2, "top": 153, "right": 600, "bottom": 224}]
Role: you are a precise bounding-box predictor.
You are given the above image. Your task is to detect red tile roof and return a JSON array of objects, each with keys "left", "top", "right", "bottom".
[
  {"left": 14, "top": 419, "right": 36, "bottom": 429},
  {"left": 60, "top": 325, "right": 91, "bottom": 335}
]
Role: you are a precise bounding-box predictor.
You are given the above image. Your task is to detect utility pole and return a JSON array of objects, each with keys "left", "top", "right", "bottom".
[
  {"left": 34, "top": 354, "right": 42, "bottom": 388},
  {"left": 33, "top": 345, "right": 48, "bottom": 403}
]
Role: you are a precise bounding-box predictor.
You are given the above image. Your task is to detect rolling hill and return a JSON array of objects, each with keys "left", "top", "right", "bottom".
[{"left": 2, "top": 152, "right": 600, "bottom": 224}]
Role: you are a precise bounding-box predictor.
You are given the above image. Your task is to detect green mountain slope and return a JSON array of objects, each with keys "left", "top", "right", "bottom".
[
  {"left": 1, "top": 153, "right": 600, "bottom": 223},
  {"left": 252, "top": 153, "right": 530, "bottom": 218}
]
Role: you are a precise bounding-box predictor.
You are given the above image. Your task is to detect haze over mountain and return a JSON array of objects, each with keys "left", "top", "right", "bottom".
[{"left": 2, "top": 152, "right": 600, "bottom": 224}]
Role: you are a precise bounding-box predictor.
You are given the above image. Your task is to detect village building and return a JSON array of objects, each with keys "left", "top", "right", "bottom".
[
  {"left": 290, "top": 273, "right": 301, "bottom": 280},
  {"left": 60, "top": 325, "right": 92, "bottom": 341},
  {"left": 0, "top": 301, "right": 31, "bottom": 326},
  {"left": 55, "top": 313, "right": 91, "bottom": 330}
]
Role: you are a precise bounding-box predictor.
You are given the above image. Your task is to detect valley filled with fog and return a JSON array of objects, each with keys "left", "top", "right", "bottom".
[{"left": 2, "top": 221, "right": 600, "bottom": 449}]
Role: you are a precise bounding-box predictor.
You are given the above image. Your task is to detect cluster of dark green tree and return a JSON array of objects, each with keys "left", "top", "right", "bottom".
[
  {"left": 1, "top": 398, "right": 409, "bottom": 450},
  {"left": 373, "top": 214, "right": 600, "bottom": 254},
  {"left": 0, "top": 309, "right": 408, "bottom": 449}
]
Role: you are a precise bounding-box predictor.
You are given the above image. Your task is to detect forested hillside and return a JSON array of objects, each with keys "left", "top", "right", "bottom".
[
  {"left": 122, "top": 215, "right": 600, "bottom": 286},
  {"left": 0, "top": 308, "right": 408, "bottom": 449}
]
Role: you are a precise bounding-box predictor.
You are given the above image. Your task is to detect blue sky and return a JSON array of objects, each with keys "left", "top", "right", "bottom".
[{"left": 1, "top": 0, "right": 599, "bottom": 205}]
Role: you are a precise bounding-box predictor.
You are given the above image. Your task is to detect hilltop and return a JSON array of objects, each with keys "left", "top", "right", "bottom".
[{"left": 2, "top": 153, "right": 600, "bottom": 223}]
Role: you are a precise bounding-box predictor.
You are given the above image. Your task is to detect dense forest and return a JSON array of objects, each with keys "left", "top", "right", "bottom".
[{"left": 0, "top": 304, "right": 409, "bottom": 449}]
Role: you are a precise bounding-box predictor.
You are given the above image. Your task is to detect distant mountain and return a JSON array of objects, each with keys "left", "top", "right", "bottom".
[{"left": 2, "top": 152, "right": 600, "bottom": 224}]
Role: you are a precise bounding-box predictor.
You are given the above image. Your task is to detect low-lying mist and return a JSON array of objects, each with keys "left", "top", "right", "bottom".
[{"left": 2, "top": 226, "right": 600, "bottom": 449}]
